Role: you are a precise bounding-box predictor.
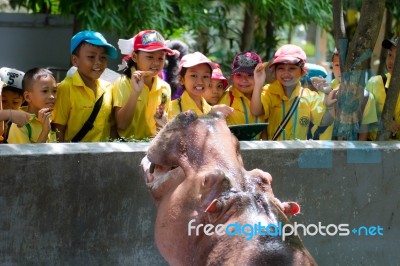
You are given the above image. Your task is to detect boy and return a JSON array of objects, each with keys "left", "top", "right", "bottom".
[
  {"left": 366, "top": 37, "right": 400, "bottom": 140},
  {"left": 0, "top": 67, "right": 26, "bottom": 142},
  {"left": 8, "top": 68, "right": 57, "bottom": 143},
  {"left": 52, "top": 30, "right": 118, "bottom": 142}
]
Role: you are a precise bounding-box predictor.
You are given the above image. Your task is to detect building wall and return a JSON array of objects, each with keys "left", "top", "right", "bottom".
[
  {"left": 0, "top": 13, "right": 120, "bottom": 81},
  {"left": 0, "top": 141, "right": 399, "bottom": 265}
]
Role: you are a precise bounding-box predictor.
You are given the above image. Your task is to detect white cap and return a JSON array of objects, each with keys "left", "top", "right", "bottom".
[{"left": 0, "top": 67, "right": 25, "bottom": 91}]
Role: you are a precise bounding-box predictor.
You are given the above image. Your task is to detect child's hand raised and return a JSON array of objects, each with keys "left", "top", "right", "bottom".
[
  {"left": 254, "top": 62, "right": 268, "bottom": 88},
  {"left": 131, "top": 71, "right": 147, "bottom": 93},
  {"left": 211, "top": 104, "right": 234, "bottom": 118},
  {"left": 37, "top": 107, "right": 52, "bottom": 132},
  {"left": 324, "top": 88, "right": 339, "bottom": 108}
]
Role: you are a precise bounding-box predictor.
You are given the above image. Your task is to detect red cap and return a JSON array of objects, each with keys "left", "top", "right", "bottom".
[
  {"left": 179, "top": 52, "right": 218, "bottom": 72},
  {"left": 270, "top": 44, "right": 306, "bottom": 67},
  {"left": 133, "top": 30, "right": 173, "bottom": 54}
]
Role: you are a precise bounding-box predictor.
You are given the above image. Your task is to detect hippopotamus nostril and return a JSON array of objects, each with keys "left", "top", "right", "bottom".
[{"left": 229, "top": 188, "right": 238, "bottom": 193}]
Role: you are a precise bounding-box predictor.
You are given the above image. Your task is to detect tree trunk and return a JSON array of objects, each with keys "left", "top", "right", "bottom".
[
  {"left": 240, "top": 2, "right": 255, "bottom": 51},
  {"left": 264, "top": 12, "right": 276, "bottom": 59},
  {"left": 377, "top": 42, "right": 400, "bottom": 140},
  {"left": 332, "top": 0, "right": 385, "bottom": 140},
  {"left": 378, "top": 9, "right": 392, "bottom": 76}
]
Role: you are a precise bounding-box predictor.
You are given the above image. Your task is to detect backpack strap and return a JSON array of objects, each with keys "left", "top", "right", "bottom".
[
  {"left": 381, "top": 74, "right": 388, "bottom": 96},
  {"left": 381, "top": 74, "right": 388, "bottom": 90},
  {"left": 71, "top": 94, "right": 104, "bottom": 142},
  {"left": 229, "top": 90, "right": 234, "bottom": 107},
  {"left": 272, "top": 88, "right": 304, "bottom": 140},
  {"left": 177, "top": 97, "right": 182, "bottom": 113},
  {"left": 25, "top": 123, "right": 32, "bottom": 141},
  {"left": 2, "top": 120, "right": 12, "bottom": 143}
]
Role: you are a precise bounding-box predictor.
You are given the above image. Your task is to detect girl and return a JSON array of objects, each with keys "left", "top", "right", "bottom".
[
  {"left": 251, "top": 44, "right": 336, "bottom": 140},
  {"left": 114, "top": 30, "right": 173, "bottom": 140},
  {"left": 168, "top": 52, "right": 232, "bottom": 120},
  {"left": 203, "top": 67, "right": 228, "bottom": 106},
  {"left": 218, "top": 51, "right": 265, "bottom": 125}
]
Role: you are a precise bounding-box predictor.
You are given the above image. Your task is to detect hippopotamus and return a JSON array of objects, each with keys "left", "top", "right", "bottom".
[{"left": 141, "top": 110, "right": 317, "bottom": 266}]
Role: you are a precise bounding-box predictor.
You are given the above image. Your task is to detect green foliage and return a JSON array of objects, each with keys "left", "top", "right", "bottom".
[
  {"left": 386, "top": 0, "right": 400, "bottom": 35},
  {"left": 9, "top": 0, "right": 332, "bottom": 68},
  {"left": 110, "top": 137, "right": 151, "bottom": 143}
]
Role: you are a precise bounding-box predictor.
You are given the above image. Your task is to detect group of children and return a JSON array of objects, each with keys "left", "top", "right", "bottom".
[{"left": 1, "top": 29, "right": 397, "bottom": 143}]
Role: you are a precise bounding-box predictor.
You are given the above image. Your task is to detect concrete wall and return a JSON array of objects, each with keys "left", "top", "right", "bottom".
[{"left": 0, "top": 141, "right": 399, "bottom": 266}]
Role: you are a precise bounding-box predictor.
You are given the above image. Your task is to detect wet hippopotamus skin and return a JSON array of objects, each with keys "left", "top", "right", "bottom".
[{"left": 141, "top": 110, "right": 317, "bottom": 266}]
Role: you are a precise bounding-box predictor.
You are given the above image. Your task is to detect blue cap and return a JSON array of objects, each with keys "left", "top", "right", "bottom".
[{"left": 70, "top": 30, "right": 118, "bottom": 59}]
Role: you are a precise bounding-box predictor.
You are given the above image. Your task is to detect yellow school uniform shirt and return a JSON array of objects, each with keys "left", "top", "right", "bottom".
[
  {"left": 366, "top": 73, "right": 400, "bottom": 140},
  {"left": 8, "top": 108, "right": 56, "bottom": 144},
  {"left": 261, "top": 80, "right": 325, "bottom": 140},
  {"left": 168, "top": 90, "right": 211, "bottom": 120},
  {"left": 218, "top": 86, "right": 265, "bottom": 125},
  {"left": 52, "top": 71, "right": 113, "bottom": 142},
  {"left": 113, "top": 75, "right": 171, "bottom": 139}
]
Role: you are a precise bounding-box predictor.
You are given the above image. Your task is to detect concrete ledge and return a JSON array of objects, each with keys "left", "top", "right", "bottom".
[{"left": 1, "top": 141, "right": 399, "bottom": 265}]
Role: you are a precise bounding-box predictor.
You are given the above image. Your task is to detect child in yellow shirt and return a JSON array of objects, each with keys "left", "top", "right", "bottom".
[
  {"left": 52, "top": 30, "right": 117, "bottom": 142},
  {"left": 168, "top": 52, "right": 233, "bottom": 120},
  {"left": 219, "top": 51, "right": 265, "bottom": 125},
  {"left": 8, "top": 68, "right": 57, "bottom": 143},
  {"left": 0, "top": 67, "right": 26, "bottom": 142},
  {"left": 113, "top": 30, "right": 173, "bottom": 140},
  {"left": 251, "top": 44, "right": 336, "bottom": 140}
]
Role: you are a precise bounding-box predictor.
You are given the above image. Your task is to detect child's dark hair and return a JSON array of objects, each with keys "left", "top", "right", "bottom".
[
  {"left": 22, "top": 68, "right": 55, "bottom": 92},
  {"left": 71, "top": 42, "right": 101, "bottom": 56},
  {"left": 164, "top": 40, "right": 189, "bottom": 96},
  {"left": 120, "top": 56, "right": 137, "bottom": 78}
]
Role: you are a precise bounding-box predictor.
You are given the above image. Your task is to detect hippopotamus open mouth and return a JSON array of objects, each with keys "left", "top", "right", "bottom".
[{"left": 141, "top": 110, "right": 316, "bottom": 265}]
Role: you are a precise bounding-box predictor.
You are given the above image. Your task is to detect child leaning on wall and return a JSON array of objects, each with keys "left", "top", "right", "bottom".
[
  {"left": 167, "top": 52, "right": 233, "bottom": 121},
  {"left": 52, "top": 30, "right": 118, "bottom": 142},
  {"left": 0, "top": 67, "right": 29, "bottom": 143},
  {"left": 251, "top": 44, "right": 336, "bottom": 140},
  {"left": 8, "top": 68, "right": 57, "bottom": 144},
  {"left": 113, "top": 30, "right": 173, "bottom": 140}
]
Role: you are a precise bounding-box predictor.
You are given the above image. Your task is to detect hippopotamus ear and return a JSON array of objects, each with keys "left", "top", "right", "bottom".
[
  {"left": 280, "top": 201, "right": 301, "bottom": 216},
  {"left": 205, "top": 198, "right": 222, "bottom": 213}
]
